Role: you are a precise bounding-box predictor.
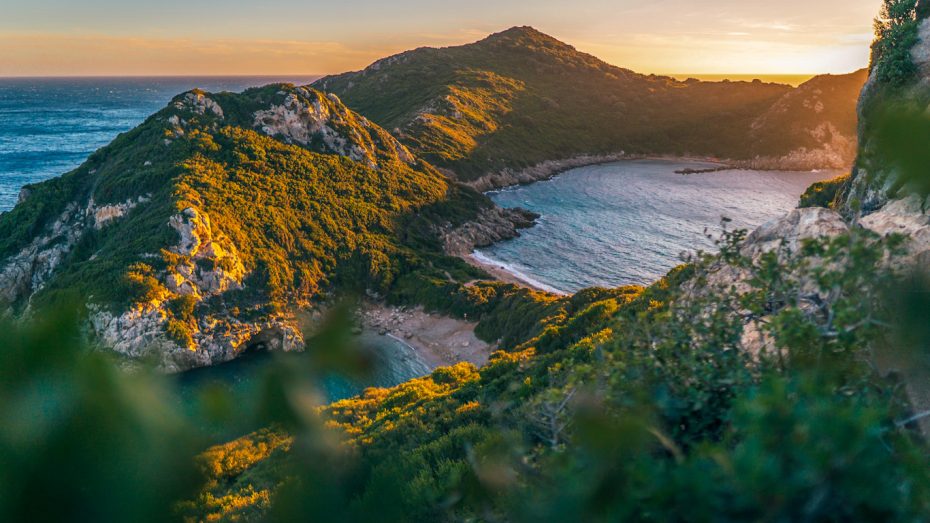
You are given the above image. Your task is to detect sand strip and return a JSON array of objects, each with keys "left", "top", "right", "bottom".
[{"left": 359, "top": 301, "right": 495, "bottom": 368}]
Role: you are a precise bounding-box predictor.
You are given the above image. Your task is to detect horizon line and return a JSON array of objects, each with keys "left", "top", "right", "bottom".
[{"left": 0, "top": 71, "right": 857, "bottom": 79}]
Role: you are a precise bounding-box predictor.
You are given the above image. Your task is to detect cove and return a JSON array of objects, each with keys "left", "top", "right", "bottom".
[{"left": 477, "top": 159, "right": 838, "bottom": 293}]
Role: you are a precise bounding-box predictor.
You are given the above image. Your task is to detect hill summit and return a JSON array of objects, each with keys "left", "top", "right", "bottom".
[{"left": 316, "top": 27, "right": 866, "bottom": 189}]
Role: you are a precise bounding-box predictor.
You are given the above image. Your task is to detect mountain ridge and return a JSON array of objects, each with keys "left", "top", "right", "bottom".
[{"left": 314, "top": 26, "right": 865, "bottom": 188}]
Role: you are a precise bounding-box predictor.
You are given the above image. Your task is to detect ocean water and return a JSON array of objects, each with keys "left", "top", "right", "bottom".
[
  {"left": 176, "top": 331, "right": 432, "bottom": 435},
  {"left": 178, "top": 331, "right": 432, "bottom": 401},
  {"left": 0, "top": 76, "right": 318, "bottom": 211},
  {"left": 477, "top": 160, "right": 837, "bottom": 293}
]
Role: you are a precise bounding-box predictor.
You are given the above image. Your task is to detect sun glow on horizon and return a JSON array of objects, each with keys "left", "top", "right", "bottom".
[{"left": 0, "top": 0, "right": 881, "bottom": 77}]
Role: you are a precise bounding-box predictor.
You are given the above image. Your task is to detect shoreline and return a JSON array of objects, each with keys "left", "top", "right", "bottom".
[
  {"left": 465, "top": 153, "right": 734, "bottom": 193},
  {"left": 462, "top": 252, "right": 566, "bottom": 295},
  {"left": 465, "top": 152, "right": 850, "bottom": 193},
  {"left": 459, "top": 155, "right": 729, "bottom": 295},
  {"left": 358, "top": 301, "right": 496, "bottom": 368}
]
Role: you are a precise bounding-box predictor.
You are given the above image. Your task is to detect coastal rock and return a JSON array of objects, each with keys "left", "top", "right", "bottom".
[
  {"left": 860, "top": 195, "right": 930, "bottom": 266},
  {"left": 93, "top": 195, "right": 149, "bottom": 229},
  {"left": 737, "top": 122, "right": 856, "bottom": 171},
  {"left": 465, "top": 154, "right": 629, "bottom": 192},
  {"left": 90, "top": 303, "right": 303, "bottom": 373},
  {"left": 441, "top": 205, "right": 538, "bottom": 256},
  {"left": 684, "top": 207, "right": 850, "bottom": 303}
]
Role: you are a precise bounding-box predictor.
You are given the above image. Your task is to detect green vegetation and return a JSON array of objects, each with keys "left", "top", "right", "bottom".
[
  {"left": 0, "top": 85, "right": 493, "bottom": 339},
  {"left": 871, "top": 0, "right": 921, "bottom": 87},
  {"left": 2, "top": 5, "right": 929, "bottom": 521},
  {"left": 0, "top": 312, "right": 202, "bottom": 522},
  {"left": 316, "top": 27, "right": 862, "bottom": 182},
  {"left": 799, "top": 173, "right": 851, "bottom": 208},
  {"left": 177, "top": 224, "right": 930, "bottom": 521},
  {"left": 748, "top": 70, "right": 867, "bottom": 160}
]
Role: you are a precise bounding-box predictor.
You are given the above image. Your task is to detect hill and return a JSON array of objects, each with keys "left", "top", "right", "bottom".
[
  {"left": 4, "top": 8, "right": 930, "bottom": 522},
  {"left": 0, "top": 85, "right": 522, "bottom": 370},
  {"left": 746, "top": 69, "right": 868, "bottom": 169},
  {"left": 315, "top": 27, "right": 864, "bottom": 188},
  {"left": 180, "top": 10, "right": 930, "bottom": 522}
]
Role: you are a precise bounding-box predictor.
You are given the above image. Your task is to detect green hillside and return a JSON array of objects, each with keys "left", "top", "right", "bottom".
[
  {"left": 315, "top": 27, "right": 863, "bottom": 183},
  {"left": 0, "top": 84, "right": 492, "bottom": 369},
  {"left": 2, "top": 2, "right": 930, "bottom": 521},
  {"left": 179, "top": 6, "right": 930, "bottom": 520}
]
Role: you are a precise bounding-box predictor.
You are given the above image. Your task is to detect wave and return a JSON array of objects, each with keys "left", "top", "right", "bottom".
[{"left": 471, "top": 250, "right": 568, "bottom": 295}]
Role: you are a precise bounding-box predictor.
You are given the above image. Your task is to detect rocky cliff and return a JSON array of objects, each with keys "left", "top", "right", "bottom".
[
  {"left": 743, "top": 69, "right": 867, "bottom": 170},
  {"left": 0, "top": 84, "right": 490, "bottom": 371}
]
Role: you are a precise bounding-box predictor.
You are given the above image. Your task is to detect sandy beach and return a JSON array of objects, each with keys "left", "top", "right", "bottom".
[{"left": 358, "top": 301, "right": 496, "bottom": 368}]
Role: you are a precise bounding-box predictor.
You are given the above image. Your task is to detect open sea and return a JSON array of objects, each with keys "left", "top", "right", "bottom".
[{"left": 0, "top": 76, "right": 318, "bottom": 211}]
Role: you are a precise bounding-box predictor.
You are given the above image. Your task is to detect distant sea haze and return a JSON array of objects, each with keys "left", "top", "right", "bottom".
[{"left": 0, "top": 76, "right": 319, "bottom": 211}]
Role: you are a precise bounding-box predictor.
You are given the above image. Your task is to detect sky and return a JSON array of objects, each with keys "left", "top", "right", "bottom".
[{"left": 0, "top": 0, "right": 882, "bottom": 77}]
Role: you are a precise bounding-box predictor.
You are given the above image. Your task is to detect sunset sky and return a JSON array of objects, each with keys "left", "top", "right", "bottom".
[{"left": 0, "top": 0, "right": 881, "bottom": 77}]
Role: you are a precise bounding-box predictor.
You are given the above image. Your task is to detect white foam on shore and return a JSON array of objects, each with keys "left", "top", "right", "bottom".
[{"left": 471, "top": 250, "right": 568, "bottom": 295}]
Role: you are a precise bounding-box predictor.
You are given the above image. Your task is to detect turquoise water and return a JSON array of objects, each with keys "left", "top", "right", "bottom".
[
  {"left": 478, "top": 160, "right": 836, "bottom": 293},
  {"left": 177, "top": 331, "right": 432, "bottom": 400},
  {"left": 0, "top": 76, "right": 318, "bottom": 211},
  {"left": 175, "top": 331, "right": 432, "bottom": 434}
]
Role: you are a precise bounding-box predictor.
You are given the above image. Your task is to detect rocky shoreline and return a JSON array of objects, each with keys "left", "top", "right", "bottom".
[
  {"left": 441, "top": 205, "right": 538, "bottom": 257},
  {"left": 462, "top": 152, "right": 852, "bottom": 193}
]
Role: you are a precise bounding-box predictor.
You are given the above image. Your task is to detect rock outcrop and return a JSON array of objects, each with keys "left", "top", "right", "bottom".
[
  {"left": 464, "top": 154, "right": 630, "bottom": 193},
  {"left": 441, "top": 206, "right": 538, "bottom": 256},
  {"left": 744, "top": 70, "right": 866, "bottom": 171},
  {"left": 0, "top": 195, "right": 150, "bottom": 312},
  {"left": 251, "top": 87, "right": 415, "bottom": 169}
]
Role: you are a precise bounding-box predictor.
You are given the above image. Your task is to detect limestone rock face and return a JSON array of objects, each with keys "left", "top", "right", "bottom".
[
  {"left": 685, "top": 207, "right": 851, "bottom": 301},
  {"left": 860, "top": 195, "right": 930, "bottom": 266},
  {"left": 166, "top": 207, "right": 245, "bottom": 297},
  {"left": 0, "top": 195, "right": 149, "bottom": 311},
  {"left": 744, "top": 207, "right": 851, "bottom": 256},
  {"left": 173, "top": 91, "right": 224, "bottom": 118},
  {"left": 85, "top": 204, "right": 302, "bottom": 372},
  {"left": 252, "top": 87, "right": 415, "bottom": 169},
  {"left": 89, "top": 301, "right": 302, "bottom": 373}
]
